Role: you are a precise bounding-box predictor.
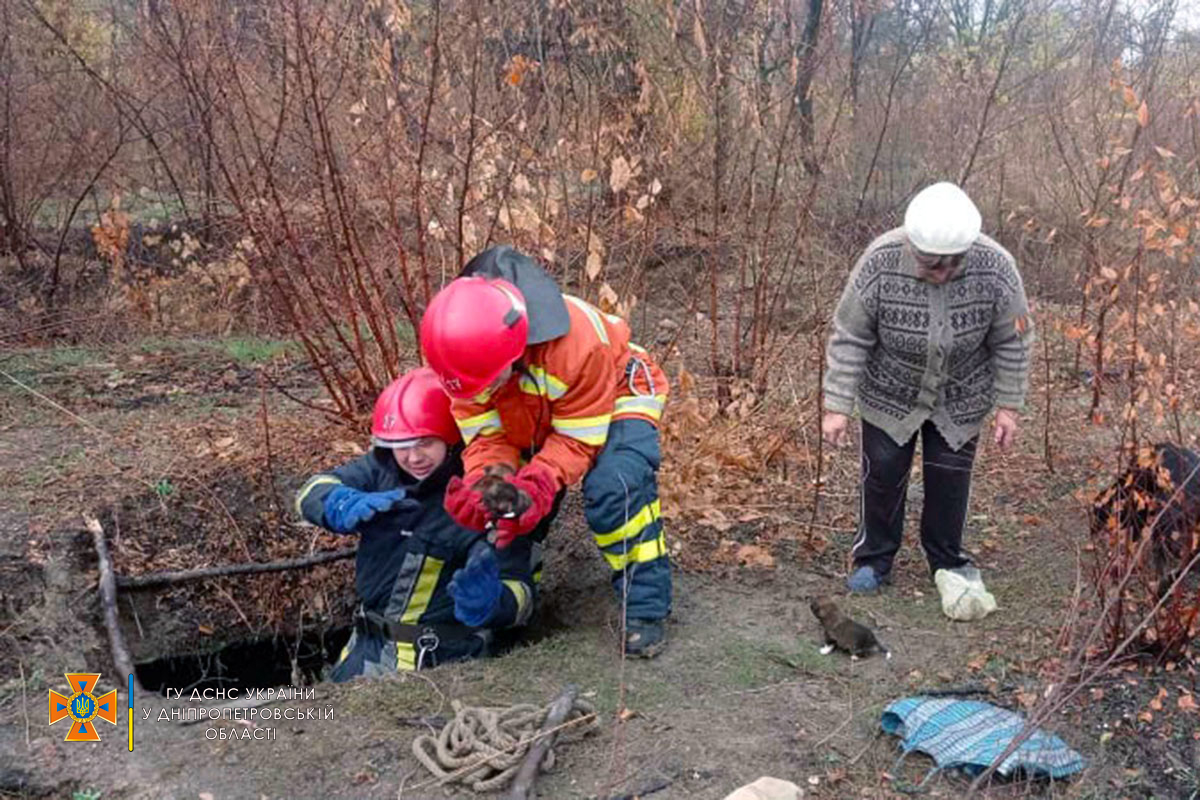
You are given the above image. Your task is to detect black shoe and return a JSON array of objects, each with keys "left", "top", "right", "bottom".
[{"left": 624, "top": 618, "right": 666, "bottom": 658}]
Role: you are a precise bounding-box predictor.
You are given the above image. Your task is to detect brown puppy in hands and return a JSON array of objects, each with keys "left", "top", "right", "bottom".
[
  {"left": 475, "top": 464, "right": 531, "bottom": 520},
  {"left": 809, "top": 595, "right": 891, "bottom": 660}
]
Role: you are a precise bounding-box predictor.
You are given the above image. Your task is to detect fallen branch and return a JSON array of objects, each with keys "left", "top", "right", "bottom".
[
  {"left": 116, "top": 548, "right": 357, "bottom": 590},
  {"left": 507, "top": 684, "right": 580, "bottom": 800},
  {"left": 607, "top": 776, "right": 674, "bottom": 800},
  {"left": 84, "top": 514, "right": 141, "bottom": 692}
]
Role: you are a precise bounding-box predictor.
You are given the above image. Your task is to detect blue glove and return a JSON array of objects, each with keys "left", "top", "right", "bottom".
[
  {"left": 322, "top": 486, "right": 412, "bottom": 533},
  {"left": 448, "top": 545, "right": 503, "bottom": 627}
]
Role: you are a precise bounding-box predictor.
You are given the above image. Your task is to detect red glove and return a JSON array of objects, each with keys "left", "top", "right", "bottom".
[
  {"left": 493, "top": 463, "right": 559, "bottom": 548},
  {"left": 444, "top": 475, "right": 491, "bottom": 532}
]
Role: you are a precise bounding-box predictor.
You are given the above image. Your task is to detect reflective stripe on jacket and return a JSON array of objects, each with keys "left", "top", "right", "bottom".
[
  {"left": 451, "top": 295, "right": 668, "bottom": 489},
  {"left": 294, "top": 448, "right": 534, "bottom": 664}
]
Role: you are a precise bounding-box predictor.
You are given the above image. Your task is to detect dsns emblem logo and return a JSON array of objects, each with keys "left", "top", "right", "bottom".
[{"left": 49, "top": 673, "right": 117, "bottom": 741}]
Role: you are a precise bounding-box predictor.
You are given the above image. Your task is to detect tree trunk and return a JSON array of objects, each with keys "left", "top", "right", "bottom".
[{"left": 794, "top": 0, "right": 824, "bottom": 176}]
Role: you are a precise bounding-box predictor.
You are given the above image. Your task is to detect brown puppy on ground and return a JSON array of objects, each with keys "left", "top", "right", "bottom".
[{"left": 809, "top": 595, "right": 891, "bottom": 660}]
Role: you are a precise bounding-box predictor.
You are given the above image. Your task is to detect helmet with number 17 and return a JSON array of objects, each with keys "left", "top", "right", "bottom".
[
  {"left": 419, "top": 276, "right": 529, "bottom": 400},
  {"left": 370, "top": 367, "right": 462, "bottom": 448}
]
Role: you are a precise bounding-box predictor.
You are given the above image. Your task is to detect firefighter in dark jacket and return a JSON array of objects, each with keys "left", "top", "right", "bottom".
[{"left": 295, "top": 367, "right": 534, "bottom": 680}]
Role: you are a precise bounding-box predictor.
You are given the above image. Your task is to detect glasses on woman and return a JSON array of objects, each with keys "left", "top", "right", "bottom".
[
  {"left": 913, "top": 249, "right": 965, "bottom": 281},
  {"left": 913, "top": 250, "right": 964, "bottom": 270}
]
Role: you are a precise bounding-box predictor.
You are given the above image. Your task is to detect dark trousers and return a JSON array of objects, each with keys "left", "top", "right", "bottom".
[
  {"left": 532, "top": 419, "right": 672, "bottom": 621},
  {"left": 851, "top": 419, "right": 977, "bottom": 575},
  {"left": 582, "top": 419, "right": 672, "bottom": 621}
]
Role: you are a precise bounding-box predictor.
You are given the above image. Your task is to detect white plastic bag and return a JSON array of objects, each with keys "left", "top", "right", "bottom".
[
  {"left": 935, "top": 566, "right": 997, "bottom": 621},
  {"left": 723, "top": 777, "right": 804, "bottom": 800}
]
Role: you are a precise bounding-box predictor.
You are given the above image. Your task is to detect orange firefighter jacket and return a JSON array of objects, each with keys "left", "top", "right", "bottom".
[{"left": 450, "top": 295, "right": 668, "bottom": 490}]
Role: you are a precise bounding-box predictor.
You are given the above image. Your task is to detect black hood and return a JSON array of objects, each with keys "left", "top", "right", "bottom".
[{"left": 460, "top": 245, "right": 570, "bottom": 344}]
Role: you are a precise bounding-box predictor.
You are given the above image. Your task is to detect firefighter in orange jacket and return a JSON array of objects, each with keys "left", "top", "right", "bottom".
[{"left": 420, "top": 246, "right": 672, "bottom": 657}]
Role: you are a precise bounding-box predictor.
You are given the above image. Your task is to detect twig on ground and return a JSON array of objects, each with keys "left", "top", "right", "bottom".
[
  {"left": 84, "top": 513, "right": 141, "bottom": 691},
  {"left": 813, "top": 709, "right": 856, "bottom": 749},
  {"left": 848, "top": 733, "right": 879, "bottom": 766},
  {"left": 19, "top": 660, "right": 31, "bottom": 748},
  {"left": 606, "top": 775, "right": 674, "bottom": 800},
  {"left": 117, "top": 548, "right": 357, "bottom": 589},
  {"left": 507, "top": 684, "right": 581, "bottom": 800},
  {"left": 212, "top": 582, "right": 255, "bottom": 633},
  {"left": 125, "top": 594, "right": 144, "bottom": 639},
  {"left": 814, "top": 683, "right": 877, "bottom": 751}
]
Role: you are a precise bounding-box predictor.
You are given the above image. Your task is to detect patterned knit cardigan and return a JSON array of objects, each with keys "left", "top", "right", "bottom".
[{"left": 823, "top": 228, "right": 1034, "bottom": 451}]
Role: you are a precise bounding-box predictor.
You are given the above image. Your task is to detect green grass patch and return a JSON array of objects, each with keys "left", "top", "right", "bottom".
[
  {"left": 0, "top": 346, "right": 107, "bottom": 392},
  {"left": 222, "top": 337, "right": 300, "bottom": 364},
  {"left": 133, "top": 335, "right": 301, "bottom": 365}
]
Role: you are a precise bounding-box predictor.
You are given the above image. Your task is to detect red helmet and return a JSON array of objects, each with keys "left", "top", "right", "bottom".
[
  {"left": 420, "top": 276, "right": 529, "bottom": 399},
  {"left": 371, "top": 367, "right": 461, "bottom": 448}
]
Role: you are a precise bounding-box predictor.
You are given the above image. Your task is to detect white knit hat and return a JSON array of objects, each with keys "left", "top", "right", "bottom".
[{"left": 904, "top": 182, "right": 982, "bottom": 255}]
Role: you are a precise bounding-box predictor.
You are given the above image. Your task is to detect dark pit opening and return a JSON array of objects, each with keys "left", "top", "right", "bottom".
[
  {"left": 133, "top": 607, "right": 576, "bottom": 696},
  {"left": 135, "top": 626, "right": 352, "bottom": 696}
]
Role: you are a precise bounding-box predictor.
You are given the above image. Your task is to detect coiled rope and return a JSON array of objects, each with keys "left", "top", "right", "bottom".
[{"left": 412, "top": 697, "right": 600, "bottom": 792}]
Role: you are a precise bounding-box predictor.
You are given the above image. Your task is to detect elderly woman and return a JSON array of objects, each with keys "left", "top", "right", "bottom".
[{"left": 821, "top": 182, "right": 1034, "bottom": 596}]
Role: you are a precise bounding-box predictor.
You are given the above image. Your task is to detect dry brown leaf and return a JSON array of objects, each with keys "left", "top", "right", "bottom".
[
  {"left": 678, "top": 367, "right": 695, "bottom": 396},
  {"left": 1178, "top": 693, "right": 1199, "bottom": 712},
  {"left": 598, "top": 282, "right": 619, "bottom": 312},
  {"left": 692, "top": 15, "right": 708, "bottom": 59},
  {"left": 580, "top": 168, "right": 597, "bottom": 184},
  {"left": 735, "top": 544, "right": 776, "bottom": 569},
  {"left": 609, "top": 156, "right": 633, "bottom": 193},
  {"left": 1137, "top": 101, "right": 1149, "bottom": 127},
  {"left": 702, "top": 509, "right": 733, "bottom": 532},
  {"left": 586, "top": 250, "right": 603, "bottom": 281}
]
